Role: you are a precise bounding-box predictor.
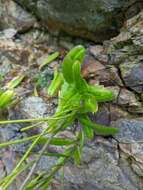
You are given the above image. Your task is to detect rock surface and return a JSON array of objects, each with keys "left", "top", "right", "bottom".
[
  {"left": 0, "top": 0, "right": 36, "bottom": 32},
  {"left": 0, "top": 2, "right": 143, "bottom": 190},
  {"left": 106, "top": 11, "right": 143, "bottom": 93},
  {"left": 15, "top": 0, "right": 143, "bottom": 42}
]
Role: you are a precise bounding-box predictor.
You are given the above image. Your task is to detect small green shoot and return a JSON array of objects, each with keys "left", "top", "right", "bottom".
[
  {"left": 39, "top": 52, "right": 59, "bottom": 70},
  {"left": 6, "top": 75, "right": 25, "bottom": 89},
  {"left": 0, "top": 75, "right": 24, "bottom": 109}
]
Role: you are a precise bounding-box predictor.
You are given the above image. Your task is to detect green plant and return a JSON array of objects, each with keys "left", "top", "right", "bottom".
[
  {"left": 39, "top": 51, "right": 59, "bottom": 70},
  {"left": 0, "top": 46, "right": 119, "bottom": 190},
  {"left": 0, "top": 75, "right": 24, "bottom": 109}
]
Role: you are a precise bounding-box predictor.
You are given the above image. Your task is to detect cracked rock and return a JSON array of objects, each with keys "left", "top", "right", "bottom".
[
  {"left": 117, "top": 88, "right": 143, "bottom": 114},
  {"left": 115, "top": 119, "right": 143, "bottom": 178},
  {"left": 106, "top": 11, "right": 143, "bottom": 93},
  {"left": 63, "top": 137, "right": 141, "bottom": 190}
]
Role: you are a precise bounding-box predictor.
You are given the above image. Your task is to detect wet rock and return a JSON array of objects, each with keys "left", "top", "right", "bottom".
[
  {"left": 0, "top": 0, "right": 36, "bottom": 32},
  {"left": 15, "top": 0, "right": 143, "bottom": 42}
]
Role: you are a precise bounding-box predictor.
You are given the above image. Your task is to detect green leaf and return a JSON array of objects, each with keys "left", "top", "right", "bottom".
[
  {"left": 47, "top": 137, "right": 75, "bottom": 146},
  {"left": 74, "top": 146, "right": 81, "bottom": 165},
  {"left": 0, "top": 136, "right": 75, "bottom": 148},
  {"left": 39, "top": 52, "right": 59, "bottom": 70},
  {"left": 0, "top": 90, "right": 15, "bottom": 108},
  {"left": 72, "top": 60, "right": 87, "bottom": 93},
  {"left": 44, "top": 152, "right": 68, "bottom": 157},
  {"left": 66, "top": 45, "right": 86, "bottom": 62},
  {"left": 57, "top": 83, "right": 81, "bottom": 112},
  {"left": 93, "top": 123, "right": 119, "bottom": 136},
  {"left": 79, "top": 114, "right": 95, "bottom": 140},
  {"left": 62, "top": 45, "right": 86, "bottom": 83},
  {"left": 0, "top": 89, "right": 4, "bottom": 96},
  {"left": 78, "top": 131, "right": 85, "bottom": 152},
  {"left": 88, "top": 85, "right": 114, "bottom": 102},
  {"left": 79, "top": 115, "right": 119, "bottom": 136},
  {"left": 80, "top": 122, "right": 94, "bottom": 140},
  {"left": 47, "top": 68, "right": 63, "bottom": 96},
  {"left": 6, "top": 75, "right": 25, "bottom": 89},
  {"left": 62, "top": 55, "right": 73, "bottom": 83},
  {"left": 80, "top": 94, "right": 98, "bottom": 113},
  {"left": 0, "top": 161, "right": 34, "bottom": 189},
  {"left": 33, "top": 85, "right": 39, "bottom": 97},
  {"left": 84, "top": 97, "right": 98, "bottom": 113},
  {"left": 72, "top": 48, "right": 86, "bottom": 63}
]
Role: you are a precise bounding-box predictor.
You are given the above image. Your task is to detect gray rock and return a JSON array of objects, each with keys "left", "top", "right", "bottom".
[
  {"left": 15, "top": 0, "right": 143, "bottom": 42},
  {"left": 20, "top": 96, "right": 48, "bottom": 118},
  {"left": 0, "top": 0, "right": 36, "bottom": 32},
  {"left": 120, "top": 61, "right": 143, "bottom": 93},
  {"left": 115, "top": 119, "right": 143, "bottom": 142},
  {"left": 92, "top": 105, "right": 111, "bottom": 126},
  {"left": 115, "top": 119, "right": 143, "bottom": 178},
  {"left": 0, "top": 159, "right": 6, "bottom": 179},
  {"left": 63, "top": 137, "right": 141, "bottom": 190},
  {"left": 0, "top": 28, "right": 17, "bottom": 39},
  {"left": 0, "top": 150, "right": 28, "bottom": 190},
  {"left": 58, "top": 36, "right": 74, "bottom": 50},
  {"left": 0, "top": 61, "right": 12, "bottom": 77},
  {"left": 27, "top": 155, "right": 57, "bottom": 173},
  {"left": 117, "top": 88, "right": 143, "bottom": 114},
  {"left": 107, "top": 86, "right": 120, "bottom": 103},
  {"left": 19, "top": 96, "right": 56, "bottom": 118},
  {"left": 106, "top": 11, "right": 143, "bottom": 93},
  {"left": 0, "top": 111, "right": 31, "bottom": 153}
]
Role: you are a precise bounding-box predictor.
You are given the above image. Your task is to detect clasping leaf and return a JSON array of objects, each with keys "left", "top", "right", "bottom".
[{"left": 62, "top": 45, "right": 86, "bottom": 83}]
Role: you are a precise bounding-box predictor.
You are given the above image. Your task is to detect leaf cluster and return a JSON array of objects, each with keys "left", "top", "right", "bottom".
[
  {"left": 0, "top": 75, "right": 24, "bottom": 109},
  {"left": 0, "top": 46, "right": 119, "bottom": 190}
]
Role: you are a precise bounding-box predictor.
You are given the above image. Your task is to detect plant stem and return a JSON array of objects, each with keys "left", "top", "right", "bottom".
[
  {"left": 19, "top": 131, "right": 58, "bottom": 190},
  {"left": 1, "top": 125, "right": 49, "bottom": 189}
]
